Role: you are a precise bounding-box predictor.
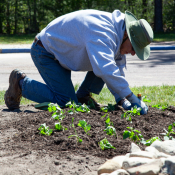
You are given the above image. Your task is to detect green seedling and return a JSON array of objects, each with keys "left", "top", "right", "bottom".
[
  {"left": 66, "top": 101, "right": 90, "bottom": 113},
  {"left": 100, "top": 106, "right": 108, "bottom": 112},
  {"left": 68, "top": 117, "right": 82, "bottom": 143},
  {"left": 77, "top": 120, "right": 91, "bottom": 135},
  {"left": 123, "top": 127, "right": 143, "bottom": 144},
  {"left": 104, "top": 126, "right": 117, "bottom": 137},
  {"left": 152, "top": 104, "right": 168, "bottom": 111},
  {"left": 48, "top": 103, "right": 66, "bottom": 121},
  {"left": 99, "top": 137, "right": 116, "bottom": 150},
  {"left": 38, "top": 123, "right": 53, "bottom": 136},
  {"left": 141, "top": 137, "right": 161, "bottom": 146},
  {"left": 55, "top": 122, "right": 67, "bottom": 131},
  {"left": 100, "top": 104, "right": 116, "bottom": 113},
  {"left": 161, "top": 123, "right": 175, "bottom": 140},
  {"left": 105, "top": 116, "right": 113, "bottom": 127},
  {"left": 142, "top": 96, "right": 151, "bottom": 102},
  {"left": 121, "top": 105, "right": 141, "bottom": 122}
]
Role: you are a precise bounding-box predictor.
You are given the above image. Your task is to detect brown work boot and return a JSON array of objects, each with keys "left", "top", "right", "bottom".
[
  {"left": 4, "top": 69, "right": 26, "bottom": 110},
  {"left": 77, "top": 94, "right": 102, "bottom": 110}
]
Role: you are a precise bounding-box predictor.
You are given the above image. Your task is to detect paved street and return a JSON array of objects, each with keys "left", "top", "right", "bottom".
[{"left": 0, "top": 42, "right": 175, "bottom": 91}]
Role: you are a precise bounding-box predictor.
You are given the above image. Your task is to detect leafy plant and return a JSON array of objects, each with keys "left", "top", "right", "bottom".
[
  {"left": 77, "top": 120, "right": 91, "bottom": 135},
  {"left": 161, "top": 123, "right": 175, "bottom": 140},
  {"left": 48, "top": 103, "right": 66, "bottom": 121},
  {"left": 105, "top": 116, "right": 113, "bottom": 127},
  {"left": 68, "top": 117, "right": 82, "bottom": 143},
  {"left": 152, "top": 104, "right": 168, "bottom": 111},
  {"left": 121, "top": 105, "right": 141, "bottom": 122},
  {"left": 141, "top": 137, "right": 161, "bottom": 146},
  {"left": 99, "top": 138, "right": 116, "bottom": 150},
  {"left": 55, "top": 122, "right": 67, "bottom": 131},
  {"left": 38, "top": 123, "right": 53, "bottom": 136},
  {"left": 66, "top": 101, "right": 90, "bottom": 113},
  {"left": 104, "top": 126, "right": 117, "bottom": 137},
  {"left": 123, "top": 127, "right": 143, "bottom": 144},
  {"left": 142, "top": 96, "right": 151, "bottom": 102},
  {"left": 100, "top": 104, "right": 116, "bottom": 113}
]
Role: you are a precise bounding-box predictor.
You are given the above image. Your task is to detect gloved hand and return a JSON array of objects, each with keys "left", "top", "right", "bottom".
[
  {"left": 122, "top": 99, "right": 131, "bottom": 110},
  {"left": 127, "top": 93, "right": 148, "bottom": 115}
]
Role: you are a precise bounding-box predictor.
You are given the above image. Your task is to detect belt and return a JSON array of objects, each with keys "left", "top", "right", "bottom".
[{"left": 34, "top": 37, "right": 44, "bottom": 49}]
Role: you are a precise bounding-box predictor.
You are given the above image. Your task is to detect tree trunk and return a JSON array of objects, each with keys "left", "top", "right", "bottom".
[
  {"left": 142, "top": 0, "right": 148, "bottom": 20},
  {"left": 14, "top": 0, "right": 18, "bottom": 34},
  {"left": 6, "top": 1, "right": 11, "bottom": 34},
  {"left": 154, "top": 0, "right": 163, "bottom": 32},
  {"left": 0, "top": 0, "right": 5, "bottom": 34}
]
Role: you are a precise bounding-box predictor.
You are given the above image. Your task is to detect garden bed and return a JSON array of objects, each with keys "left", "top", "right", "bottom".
[{"left": 0, "top": 104, "right": 175, "bottom": 174}]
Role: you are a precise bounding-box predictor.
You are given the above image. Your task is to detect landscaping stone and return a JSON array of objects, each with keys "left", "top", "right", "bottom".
[
  {"left": 126, "top": 159, "right": 163, "bottom": 175},
  {"left": 163, "top": 156, "right": 175, "bottom": 175},
  {"left": 108, "top": 169, "right": 129, "bottom": 175},
  {"left": 130, "top": 142, "right": 141, "bottom": 153},
  {"left": 145, "top": 146, "right": 170, "bottom": 158},
  {"left": 129, "top": 150, "right": 157, "bottom": 159},
  {"left": 151, "top": 140, "right": 175, "bottom": 156},
  {"left": 98, "top": 156, "right": 125, "bottom": 175},
  {"left": 122, "top": 157, "right": 156, "bottom": 169}
]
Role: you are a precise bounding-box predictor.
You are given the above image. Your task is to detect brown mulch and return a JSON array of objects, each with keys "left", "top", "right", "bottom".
[{"left": 0, "top": 104, "right": 175, "bottom": 174}]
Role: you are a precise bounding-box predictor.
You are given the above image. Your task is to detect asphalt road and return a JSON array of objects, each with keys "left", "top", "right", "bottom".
[{"left": 0, "top": 43, "right": 175, "bottom": 91}]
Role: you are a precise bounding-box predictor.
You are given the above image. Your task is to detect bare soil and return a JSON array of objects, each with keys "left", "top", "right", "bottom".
[{"left": 0, "top": 104, "right": 175, "bottom": 175}]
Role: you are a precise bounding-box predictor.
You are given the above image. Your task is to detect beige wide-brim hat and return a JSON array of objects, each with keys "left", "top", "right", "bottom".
[{"left": 125, "top": 10, "right": 154, "bottom": 60}]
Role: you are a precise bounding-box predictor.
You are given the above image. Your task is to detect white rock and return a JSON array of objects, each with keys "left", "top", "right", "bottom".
[
  {"left": 109, "top": 169, "right": 129, "bottom": 175},
  {"left": 145, "top": 146, "right": 170, "bottom": 158},
  {"left": 122, "top": 157, "right": 156, "bottom": 169},
  {"left": 151, "top": 140, "right": 175, "bottom": 156},
  {"left": 126, "top": 159, "right": 163, "bottom": 175},
  {"left": 112, "top": 156, "right": 126, "bottom": 167},
  {"left": 130, "top": 150, "right": 157, "bottom": 159},
  {"left": 164, "top": 156, "right": 175, "bottom": 175},
  {"left": 130, "top": 142, "right": 141, "bottom": 153},
  {"left": 98, "top": 156, "right": 125, "bottom": 175}
]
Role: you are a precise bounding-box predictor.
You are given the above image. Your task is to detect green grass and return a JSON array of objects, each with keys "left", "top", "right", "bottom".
[
  {"left": 1, "top": 85, "right": 175, "bottom": 107},
  {"left": 153, "top": 32, "right": 175, "bottom": 42},
  {"left": 0, "top": 32, "right": 175, "bottom": 44},
  {"left": 0, "top": 34, "right": 36, "bottom": 44}
]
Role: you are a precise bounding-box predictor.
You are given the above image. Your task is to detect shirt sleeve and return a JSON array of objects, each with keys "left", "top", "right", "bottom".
[{"left": 85, "top": 38, "right": 132, "bottom": 99}]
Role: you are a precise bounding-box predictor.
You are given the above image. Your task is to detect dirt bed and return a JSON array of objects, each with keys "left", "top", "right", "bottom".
[{"left": 0, "top": 104, "right": 175, "bottom": 175}]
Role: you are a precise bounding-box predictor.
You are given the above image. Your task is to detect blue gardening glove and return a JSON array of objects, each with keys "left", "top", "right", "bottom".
[
  {"left": 127, "top": 93, "right": 148, "bottom": 115},
  {"left": 122, "top": 100, "right": 132, "bottom": 110}
]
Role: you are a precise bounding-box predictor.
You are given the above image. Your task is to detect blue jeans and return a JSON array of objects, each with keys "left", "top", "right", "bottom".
[{"left": 22, "top": 40, "right": 104, "bottom": 107}]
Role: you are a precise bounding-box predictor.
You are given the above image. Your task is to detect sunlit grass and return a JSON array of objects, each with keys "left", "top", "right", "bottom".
[
  {"left": 0, "top": 34, "right": 36, "bottom": 44},
  {"left": 1, "top": 85, "right": 175, "bottom": 107}
]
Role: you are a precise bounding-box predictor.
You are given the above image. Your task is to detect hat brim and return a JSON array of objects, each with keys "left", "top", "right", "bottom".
[{"left": 125, "top": 10, "right": 150, "bottom": 60}]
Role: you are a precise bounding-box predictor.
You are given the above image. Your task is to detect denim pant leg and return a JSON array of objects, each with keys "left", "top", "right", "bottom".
[
  {"left": 76, "top": 71, "right": 105, "bottom": 98},
  {"left": 22, "top": 42, "right": 78, "bottom": 107}
]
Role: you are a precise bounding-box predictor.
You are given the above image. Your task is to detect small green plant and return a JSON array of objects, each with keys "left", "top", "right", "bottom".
[
  {"left": 141, "top": 137, "right": 161, "bottom": 146},
  {"left": 38, "top": 123, "right": 53, "bottom": 136},
  {"left": 77, "top": 120, "right": 91, "bottom": 135},
  {"left": 100, "top": 104, "right": 116, "bottom": 113},
  {"left": 55, "top": 122, "right": 67, "bottom": 131},
  {"left": 161, "top": 123, "right": 175, "bottom": 140},
  {"left": 48, "top": 103, "right": 66, "bottom": 121},
  {"left": 152, "top": 104, "right": 168, "bottom": 111},
  {"left": 68, "top": 118, "right": 82, "bottom": 143},
  {"left": 121, "top": 105, "right": 141, "bottom": 122},
  {"left": 123, "top": 127, "right": 143, "bottom": 144},
  {"left": 142, "top": 96, "right": 151, "bottom": 102},
  {"left": 104, "top": 126, "right": 117, "bottom": 137},
  {"left": 99, "top": 137, "right": 116, "bottom": 150},
  {"left": 66, "top": 101, "right": 90, "bottom": 113}
]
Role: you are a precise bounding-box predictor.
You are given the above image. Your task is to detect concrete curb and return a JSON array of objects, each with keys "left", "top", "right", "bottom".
[{"left": 0, "top": 46, "right": 175, "bottom": 53}]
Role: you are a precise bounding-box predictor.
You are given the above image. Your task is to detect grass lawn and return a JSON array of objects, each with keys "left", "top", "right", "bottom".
[
  {"left": 1, "top": 85, "right": 175, "bottom": 107},
  {"left": 0, "top": 32, "right": 175, "bottom": 44}
]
